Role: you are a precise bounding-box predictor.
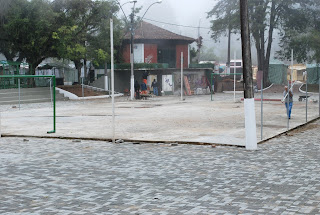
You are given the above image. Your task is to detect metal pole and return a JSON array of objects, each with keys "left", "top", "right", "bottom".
[
  {"left": 291, "top": 49, "right": 293, "bottom": 89},
  {"left": 306, "top": 71, "right": 308, "bottom": 122},
  {"left": 261, "top": 77, "right": 264, "bottom": 137},
  {"left": 287, "top": 80, "right": 290, "bottom": 131},
  {"left": 211, "top": 73, "right": 213, "bottom": 101},
  {"left": 181, "top": 52, "right": 183, "bottom": 101},
  {"left": 53, "top": 76, "right": 56, "bottom": 133},
  {"left": 0, "top": 111, "right": 1, "bottom": 137},
  {"left": 82, "top": 77, "right": 84, "bottom": 102},
  {"left": 111, "top": 18, "right": 115, "bottom": 144},
  {"left": 319, "top": 77, "right": 320, "bottom": 117},
  {"left": 50, "top": 78, "right": 53, "bottom": 108},
  {"left": 234, "top": 51, "right": 236, "bottom": 102},
  {"left": 47, "top": 76, "right": 56, "bottom": 134},
  {"left": 18, "top": 78, "right": 21, "bottom": 110}
]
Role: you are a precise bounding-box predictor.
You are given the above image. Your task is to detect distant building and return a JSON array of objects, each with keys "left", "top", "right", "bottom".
[{"left": 122, "top": 21, "right": 195, "bottom": 69}]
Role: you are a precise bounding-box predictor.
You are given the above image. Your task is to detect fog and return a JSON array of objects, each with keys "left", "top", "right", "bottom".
[{"left": 119, "top": 0, "right": 282, "bottom": 64}]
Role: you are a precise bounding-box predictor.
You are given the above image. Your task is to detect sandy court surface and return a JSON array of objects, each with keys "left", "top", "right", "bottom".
[{"left": 0, "top": 92, "right": 319, "bottom": 146}]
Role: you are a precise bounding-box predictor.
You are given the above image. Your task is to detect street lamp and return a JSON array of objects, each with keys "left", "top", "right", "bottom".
[{"left": 114, "top": 0, "right": 162, "bottom": 100}]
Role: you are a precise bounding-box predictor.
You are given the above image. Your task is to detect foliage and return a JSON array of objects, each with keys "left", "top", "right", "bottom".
[
  {"left": 0, "top": 0, "right": 122, "bottom": 78},
  {"left": 277, "top": 2, "right": 320, "bottom": 63},
  {"left": 2, "top": 0, "right": 58, "bottom": 74},
  {"left": 207, "top": 0, "right": 305, "bottom": 85},
  {"left": 199, "top": 47, "right": 219, "bottom": 62}
]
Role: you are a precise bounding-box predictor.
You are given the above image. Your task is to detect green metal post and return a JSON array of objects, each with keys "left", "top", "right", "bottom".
[{"left": 47, "top": 76, "right": 56, "bottom": 133}]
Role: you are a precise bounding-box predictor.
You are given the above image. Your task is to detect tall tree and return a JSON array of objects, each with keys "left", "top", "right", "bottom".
[
  {"left": 0, "top": 0, "right": 20, "bottom": 61},
  {"left": 51, "top": 0, "right": 121, "bottom": 82},
  {"left": 2, "top": 0, "right": 58, "bottom": 73},
  {"left": 208, "top": 0, "right": 300, "bottom": 85},
  {"left": 278, "top": 1, "right": 320, "bottom": 63}
]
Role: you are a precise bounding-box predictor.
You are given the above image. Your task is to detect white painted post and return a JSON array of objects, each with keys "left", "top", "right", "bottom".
[
  {"left": 234, "top": 51, "right": 236, "bottom": 102},
  {"left": 244, "top": 98, "right": 257, "bottom": 150},
  {"left": 181, "top": 52, "right": 183, "bottom": 101},
  {"left": 111, "top": 18, "right": 115, "bottom": 144},
  {"left": 0, "top": 112, "right": 1, "bottom": 138}
]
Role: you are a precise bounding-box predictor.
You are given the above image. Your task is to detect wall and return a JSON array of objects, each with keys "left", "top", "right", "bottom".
[
  {"left": 113, "top": 68, "right": 209, "bottom": 94},
  {"left": 122, "top": 44, "right": 131, "bottom": 63},
  {"left": 144, "top": 44, "right": 158, "bottom": 63},
  {"left": 176, "top": 44, "right": 189, "bottom": 69},
  {"left": 133, "top": 44, "right": 144, "bottom": 63}
]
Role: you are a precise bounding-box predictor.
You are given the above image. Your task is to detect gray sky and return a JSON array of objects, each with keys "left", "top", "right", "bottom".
[{"left": 118, "top": 0, "right": 280, "bottom": 63}]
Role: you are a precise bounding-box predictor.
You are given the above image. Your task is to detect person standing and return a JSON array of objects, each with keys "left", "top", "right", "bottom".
[
  {"left": 151, "top": 79, "right": 158, "bottom": 96},
  {"left": 283, "top": 86, "right": 293, "bottom": 119},
  {"left": 134, "top": 80, "right": 140, "bottom": 99}
]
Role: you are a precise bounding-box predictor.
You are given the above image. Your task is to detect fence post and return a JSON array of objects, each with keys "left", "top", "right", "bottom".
[
  {"left": 261, "top": 74, "right": 263, "bottom": 140},
  {"left": 287, "top": 80, "right": 290, "bottom": 131},
  {"left": 18, "top": 78, "right": 21, "bottom": 110},
  {"left": 306, "top": 72, "right": 308, "bottom": 123}
]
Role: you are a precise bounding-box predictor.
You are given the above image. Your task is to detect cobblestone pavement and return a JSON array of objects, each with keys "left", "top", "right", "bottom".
[{"left": 0, "top": 120, "right": 320, "bottom": 214}]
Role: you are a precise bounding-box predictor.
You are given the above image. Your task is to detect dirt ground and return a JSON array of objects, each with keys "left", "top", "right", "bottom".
[
  {"left": 58, "top": 85, "right": 108, "bottom": 97},
  {"left": 1, "top": 90, "right": 319, "bottom": 146}
]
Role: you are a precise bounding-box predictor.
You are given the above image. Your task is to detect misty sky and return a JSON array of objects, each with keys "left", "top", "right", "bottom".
[{"left": 118, "top": 0, "right": 246, "bottom": 62}]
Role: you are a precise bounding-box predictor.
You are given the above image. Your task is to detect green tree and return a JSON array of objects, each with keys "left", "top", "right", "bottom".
[
  {"left": 199, "top": 47, "right": 219, "bottom": 62},
  {"left": 52, "top": 0, "right": 121, "bottom": 82},
  {"left": 277, "top": 2, "right": 320, "bottom": 63},
  {"left": 208, "top": 0, "right": 301, "bottom": 85},
  {"left": 2, "top": 0, "right": 58, "bottom": 74},
  {"left": 0, "top": 0, "right": 22, "bottom": 61}
]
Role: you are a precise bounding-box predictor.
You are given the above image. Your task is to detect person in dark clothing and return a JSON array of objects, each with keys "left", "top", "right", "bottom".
[
  {"left": 134, "top": 80, "right": 140, "bottom": 99},
  {"left": 151, "top": 79, "right": 159, "bottom": 96}
]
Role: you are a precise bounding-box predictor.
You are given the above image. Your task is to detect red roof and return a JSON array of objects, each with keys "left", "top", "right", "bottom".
[{"left": 124, "top": 21, "right": 195, "bottom": 43}]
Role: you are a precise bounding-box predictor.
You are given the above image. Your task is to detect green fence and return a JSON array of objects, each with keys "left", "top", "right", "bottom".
[{"left": 306, "top": 65, "right": 320, "bottom": 84}]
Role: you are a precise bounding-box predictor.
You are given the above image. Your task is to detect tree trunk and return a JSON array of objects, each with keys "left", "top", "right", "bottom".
[{"left": 263, "top": 0, "right": 276, "bottom": 86}]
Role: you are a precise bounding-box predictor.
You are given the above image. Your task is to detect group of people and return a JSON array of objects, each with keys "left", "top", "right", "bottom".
[{"left": 134, "top": 79, "right": 159, "bottom": 100}]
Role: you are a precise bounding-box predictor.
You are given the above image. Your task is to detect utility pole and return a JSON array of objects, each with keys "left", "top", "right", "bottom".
[
  {"left": 240, "top": 0, "right": 257, "bottom": 150},
  {"left": 227, "top": 27, "right": 231, "bottom": 74},
  {"left": 130, "top": 2, "right": 136, "bottom": 100}
]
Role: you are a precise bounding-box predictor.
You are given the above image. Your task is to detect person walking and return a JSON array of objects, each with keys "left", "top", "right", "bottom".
[
  {"left": 283, "top": 86, "right": 293, "bottom": 119},
  {"left": 151, "top": 79, "right": 158, "bottom": 96}
]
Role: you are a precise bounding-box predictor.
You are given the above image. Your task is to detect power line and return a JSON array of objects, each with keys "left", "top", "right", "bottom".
[{"left": 143, "top": 18, "right": 211, "bottom": 30}]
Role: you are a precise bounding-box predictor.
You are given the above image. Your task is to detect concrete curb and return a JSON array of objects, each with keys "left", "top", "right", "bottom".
[{"left": 56, "top": 87, "right": 123, "bottom": 100}]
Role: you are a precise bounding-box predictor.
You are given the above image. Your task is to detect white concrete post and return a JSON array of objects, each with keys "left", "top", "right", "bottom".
[
  {"left": 244, "top": 98, "right": 257, "bottom": 150},
  {"left": 111, "top": 18, "right": 115, "bottom": 144}
]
